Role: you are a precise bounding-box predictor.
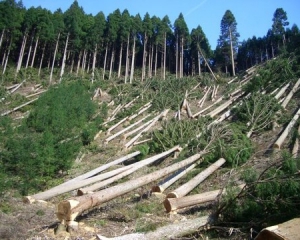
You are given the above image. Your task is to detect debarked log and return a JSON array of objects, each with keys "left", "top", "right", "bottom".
[
  {"left": 166, "top": 158, "right": 226, "bottom": 198},
  {"left": 273, "top": 107, "right": 300, "bottom": 149},
  {"left": 164, "top": 184, "right": 245, "bottom": 213},
  {"left": 56, "top": 151, "right": 207, "bottom": 224}
]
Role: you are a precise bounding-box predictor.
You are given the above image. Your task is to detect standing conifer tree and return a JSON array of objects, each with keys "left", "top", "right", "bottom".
[{"left": 217, "top": 10, "right": 239, "bottom": 76}]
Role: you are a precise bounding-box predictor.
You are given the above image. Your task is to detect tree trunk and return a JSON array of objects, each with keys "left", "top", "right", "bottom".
[
  {"left": 31, "top": 36, "right": 39, "bottom": 68},
  {"left": 25, "top": 35, "right": 34, "bottom": 69},
  {"left": 274, "top": 82, "right": 290, "bottom": 100},
  {"left": 81, "top": 49, "right": 87, "bottom": 74},
  {"left": 2, "top": 38, "right": 12, "bottom": 75},
  {"left": 1, "top": 98, "right": 38, "bottom": 117},
  {"left": 38, "top": 43, "right": 46, "bottom": 76},
  {"left": 152, "top": 161, "right": 200, "bottom": 193},
  {"left": 76, "top": 51, "right": 82, "bottom": 76},
  {"left": 59, "top": 33, "right": 69, "bottom": 83},
  {"left": 229, "top": 28, "right": 235, "bottom": 76},
  {"left": 0, "top": 28, "right": 4, "bottom": 50},
  {"left": 176, "top": 35, "right": 178, "bottom": 78},
  {"left": 91, "top": 44, "right": 97, "bottom": 83},
  {"left": 180, "top": 37, "right": 184, "bottom": 78},
  {"left": 154, "top": 45, "right": 157, "bottom": 77},
  {"left": 77, "top": 145, "right": 181, "bottom": 195},
  {"left": 281, "top": 78, "right": 300, "bottom": 109},
  {"left": 118, "top": 42, "right": 123, "bottom": 78},
  {"left": 56, "top": 150, "right": 207, "bottom": 224},
  {"left": 102, "top": 44, "right": 108, "bottom": 80},
  {"left": 16, "top": 33, "right": 27, "bottom": 75},
  {"left": 130, "top": 35, "right": 136, "bottom": 84},
  {"left": 109, "top": 46, "right": 115, "bottom": 79},
  {"left": 141, "top": 34, "right": 147, "bottom": 81},
  {"left": 97, "top": 216, "right": 208, "bottom": 240},
  {"left": 274, "top": 108, "right": 300, "bottom": 149},
  {"left": 166, "top": 158, "right": 226, "bottom": 198},
  {"left": 198, "top": 46, "right": 217, "bottom": 81},
  {"left": 49, "top": 32, "right": 60, "bottom": 85},
  {"left": 163, "top": 33, "right": 166, "bottom": 80},
  {"left": 198, "top": 51, "right": 201, "bottom": 76},
  {"left": 164, "top": 184, "right": 244, "bottom": 213},
  {"left": 193, "top": 97, "right": 223, "bottom": 118},
  {"left": 125, "top": 34, "right": 130, "bottom": 83}
]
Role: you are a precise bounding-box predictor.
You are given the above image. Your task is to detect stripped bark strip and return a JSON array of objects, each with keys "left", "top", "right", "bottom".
[{"left": 167, "top": 158, "right": 226, "bottom": 198}]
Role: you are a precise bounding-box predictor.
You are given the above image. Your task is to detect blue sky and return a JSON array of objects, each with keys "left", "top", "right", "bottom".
[{"left": 22, "top": 0, "right": 300, "bottom": 50}]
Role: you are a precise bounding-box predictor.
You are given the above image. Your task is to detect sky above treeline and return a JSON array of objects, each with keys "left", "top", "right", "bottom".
[{"left": 22, "top": 0, "right": 300, "bottom": 50}]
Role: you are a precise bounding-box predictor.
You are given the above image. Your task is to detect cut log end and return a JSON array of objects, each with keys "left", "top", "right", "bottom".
[
  {"left": 273, "top": 143, "right": 281, "bottom": 149},
  {"left": 151, "top": 185, "right": 164, "bottom": 193},
  {"left": 166, "top": 192, "right": 179, "bottom": 198},
  {"left": 163, "top": 198, "right": 175, "bottom": 213},
  {"left": 23, "top": 196, "right": 36, "bottom": 204},
  {"left": 56, "top": 200, "right": 80, "bottom": 223}
]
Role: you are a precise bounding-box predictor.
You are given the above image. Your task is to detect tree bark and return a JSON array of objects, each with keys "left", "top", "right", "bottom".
[
  {"left": 25, "top": 35, "right": 34, "bottom": 69},
  {"left": 109, "top": 46, "right": 115, "bottom": 80},
  {"left": 124, "top": 34, "right": 130, "bottom": 83},
  {"left": 103, "top": 44, "right": 108, "bottom": 80},
  {"left": 56, "top": 150, "right": 207, "bottom": 224},
  {"left": 141, "top": 34, "right": 147, "bottom": 81},
  {"left": 59, "top": 33, "right": 69, "bottom": 83},
  {"left": 229, "top": 28, "right": 235, "bottom": 76},
  {"left": 273, "top": 108, "right": 300, "bottom": 149},
  {"left": 38, "top": 43, "right": 46, "bottom": 76},
  {"left": 49, "top": 32, "right": 60, "bottom": 85},
  {"left": 16, "top": 33, "right": 27, "bottom": 75},
  {"left": 166, "top": 158, "right": 226, "bottom": 198}
]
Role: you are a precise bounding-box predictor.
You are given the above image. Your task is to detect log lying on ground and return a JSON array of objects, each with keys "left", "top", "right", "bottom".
[
  {"left": 1, "top": 98, "right": 38, "bottom": 116},
  {"left": 26, "top": 90, "right": 47, "bottom": 98},
  {"left": 96, "top": 215, "right": 209, "bottom": 240},
  {"left": 56, "top": 150, "right": 207, "bottom": 224},
  {"left": 164, "top": 184, "right": 245, "bottom": 213},
  {"left": 77, "top": 145, "right": 181, "bottom": 195},
  {"left": 166, "top": 158, "right": 226, "bottom": 198},
  {"left": 23, "top": 152, "right": 141, "bottom": 203},
  {"left": 180, "top": 99, "right": 193, "bottom": 118},
  {"left": 206, "top": 94, "right": 242, "bottom": 118},
  {"left": 124, "top": 109, "right": 169, "bottom": 148},
  {"left": 124, "top": 96, "right": 139, "bottom": 109},
  {"left": 105, "top": 114, "right": 151, "bottom": 143},
  {"left": 273, "top": 108, "right": 300, "bottom": 149},
  {"left": 193, "top": 97, "right": 223, "bottom": 118},
  {"left": 152, "top": 161, "right": 199, "bottom": 193},
  {"left": 123, "top": 118, "right": 153, "bottom": 140},
  {"left": 10, "top": 79, "right": 26, "bottom": 94},
  {"left": 281, "top": 78, "right": 300, "bottom": 109},
  {"left": 128, "top": 102, "right": 152, "bottom": 121},
  {"left": 5, "top": 83, "right": 19, "bottom": 90},
  {"left": 292, "top": 125, "right": 300, "bottom": 158},
  {"left": 106, "top": 116, "right": 129, "bottom": 135},
  {"left": 274, "top": 82, "right": 290, "bottom": 100},
  {"left": 198, "top": 86, "right": 211, "bottom": 107},
  {"left": 228, "top": 76, "right": 238, "bottom": 84}
]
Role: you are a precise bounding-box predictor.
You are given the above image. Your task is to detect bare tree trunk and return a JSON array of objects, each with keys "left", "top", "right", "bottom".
[
  {"left": 176, "top": 35, "right": 178, "bottom": 78},
  {"left": 25, "top": 35, "right": 34, "bottom": 69},
  {"left": 31, "top": 36, "right": 39, "bottom": 68},
  {"left": 76, "top": 51, "right": 82, "bottom": 76},
  {"left": 125, "top": 34, "right": 130, "bottom": 83},
  {"left": 180, "top": 37, "right": 184, "bottom": 78},
  {"left": 109, "top": 46, "right": 115, "bottom": 80},
  {"left": 229, "top": 28, "right": 235, "bottom": 76},
  {"left": 102, "top": 44, "right": 108, "bottom": 80},
  {"left": 163, "top": 33, "right": 167, "bottom": 80},
  {"left": 49, "top": 33, "right": 60, "bottom": 85},
  {"left": 0, "top": 28, "right": 4, "bottom": 50},
  {"left": 91, "top": 44, "right": 97, "bottom": 83},
  {"left": 118, "top": 42, "right": 123, "bottom": 78},
  {"left": 59, "top": 33, "right": 69, "bottom": 84},
  {"left": 198, "top": 51, "right": 201, "bottom": 76},
  {"left": 3, "top": 38, "right": 12, "bottom": 75},
  {"left": 130, "top": 35, "right": 136, "bottom": 84},
  {"left": 167, "top": 158, "right": 226, "bottom": 198},
  {"left": 141, "top": 34, "right": 147, "bottom": 81},
  {"left": 154, "top": 45, "right": 158, "bottom": 77},
  {"left": 16, "top": 33, "right": 27, "bottom": 75},
  {"left": 38, "top": 43, "right": 46, "bottom": 76}
]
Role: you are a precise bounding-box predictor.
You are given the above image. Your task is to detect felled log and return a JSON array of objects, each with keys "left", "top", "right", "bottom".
[
  {"left": 274, "top": 82, "right": 290, "bottom": 100},
  {"left": 105, "top": 114, "right": 151, "bottom": 143},
  {"left": 96, "top": 215, "right": 209, "bottom": 240},
  {"left": 124, "top": 96, "right": 139, "bottom": 109},
  {"left": 26, "top": 90, "right": 47, "bottom": 98},
  {"left": 128, "top": 103, "right": 152, "bottom": 121},
  {"left": 5, "top": 83, "right": 19, "bottom": 90},
  {"left": 124, "top": 109, "right": 169, "bottom": 148},
  {"left": 56, "top": 150, "right": 207, "bottom": 224},
  {"left": 180, "top": 99, "right": 193, "bottom": 118},
  {"left": 281, "top": 78, "right": 300, "bottom": 109},
  {"left": 292, "top": 125, "right": 300, "bottom": 158},
  {"left": 152, "top": 161, "right": 199, "bottom": 193},
  {"left": 273, "top": 108, "right": 300, "bottom": 149},
  {"left": 198, "top": 86, "right": 211, "bottom": 107},
  {"left": 228, "top": 76, "right": 238, "bottom": 84},
  {"left": 106, "top": 116, "right": 129, "bottom": 135},
  {"left": 77, "top": 145, "right": 180, "bottom": 195},
  {"left": 10, "top": 79, "right": 26, "bottom": 94},
  {"left": 193, "top": 97, "right": 223, "bottom": 118},
  {"left": 123, "top": 118, "right": 153, "bottom": 140},
  {"left": 206, "top": 94, "right": 242, "bottom": 118},
  {"left": 166, "top": 158, "right": 226, "bottom": 198},
  {"left": 1, "top": 98, "right": 38, "bottom": 116},
  {"left": 164, "top": 184, "right": 244, "bottom": 213}
]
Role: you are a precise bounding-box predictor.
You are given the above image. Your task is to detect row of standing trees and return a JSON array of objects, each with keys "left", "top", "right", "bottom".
[{"left": 0, "top": 0, "right": 297, "bottom": 82}]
